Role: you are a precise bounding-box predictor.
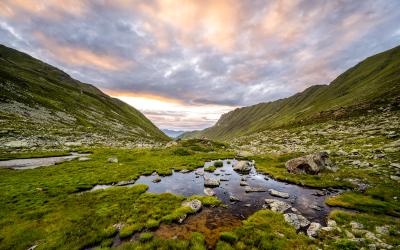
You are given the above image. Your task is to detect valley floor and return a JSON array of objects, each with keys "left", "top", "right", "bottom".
[{"left": 0, "top": 109, "right": 399, "bottom": 250}]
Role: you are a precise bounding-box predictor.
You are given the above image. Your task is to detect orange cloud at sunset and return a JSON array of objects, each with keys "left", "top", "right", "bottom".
[
  {"left": 33, "top": 32, "right": 131, "bottom": 71},
  {"left": 0, "top": 0, "right": 87, "bottom": 19}
]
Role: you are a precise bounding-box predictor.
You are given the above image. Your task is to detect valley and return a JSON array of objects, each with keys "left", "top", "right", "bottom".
[{"left": 1, "top": 23, "right": 400, "bottom": 250}]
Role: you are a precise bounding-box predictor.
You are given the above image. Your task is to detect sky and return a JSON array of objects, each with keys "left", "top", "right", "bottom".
[{"left": 1, "top": 1, "right": 400, "bottom": 131}]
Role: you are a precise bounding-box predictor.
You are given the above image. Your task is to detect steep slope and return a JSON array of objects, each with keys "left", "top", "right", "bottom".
[
  {"left": 191, "top": 45, "right": 400, "bottom": 140},
  {"left": 0, "top": 44, "right": 169, "bottom": 150}
]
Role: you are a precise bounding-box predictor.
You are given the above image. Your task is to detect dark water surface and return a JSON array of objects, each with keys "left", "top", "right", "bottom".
[{"left": 90, "top": 159, "right": 340, "bottom": 248}]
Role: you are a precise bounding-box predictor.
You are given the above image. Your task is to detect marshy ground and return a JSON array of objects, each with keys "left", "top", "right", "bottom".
[{"left": 0, "top": 110, "right": 400, "bottom": 250}]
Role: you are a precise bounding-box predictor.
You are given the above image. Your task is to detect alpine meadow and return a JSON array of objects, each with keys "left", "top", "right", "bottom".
[{"left": 1, "top": 1, "right": 400, "bottom": 250}]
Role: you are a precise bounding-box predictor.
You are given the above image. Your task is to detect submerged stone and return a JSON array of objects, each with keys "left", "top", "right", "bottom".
[
  {"left": 204, "top": 177, "right": 220, "bottom": 187},
  {"left": 204, "top": 188, "right": 215, "bottom": 196},
  {"left": 264, "top": 199, "right": 291, "bottom": 213},
  {"left": 268, "top": 189, "right": 290, "bottom": 198},
  {"left": 233, "top": 161, "right": 252, "bottom": 173}
]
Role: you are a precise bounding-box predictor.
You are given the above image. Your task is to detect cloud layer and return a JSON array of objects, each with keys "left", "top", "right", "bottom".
[{"left": 1, "top": 0, "right": 400, "bottom": 129}]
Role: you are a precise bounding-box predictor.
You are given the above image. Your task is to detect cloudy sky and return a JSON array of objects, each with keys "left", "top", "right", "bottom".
[{"left": 1, "top": 1, "right": 400, "bottom": 130}]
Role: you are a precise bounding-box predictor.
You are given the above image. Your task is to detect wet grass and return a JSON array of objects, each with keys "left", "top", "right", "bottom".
[
  {"left": 324, "top": 210, "right": 400, "bottom": 248},
  {"left": 251, "top": 154, "right": 354, "bottom": 188},
  {"left": 215, "top": 210, "right": 311, "bottom": 249},
  {"left": 0, "top": 149, "right": 71, "bottom": 161},
  {"left": 0, "top": 143, "right": 232, "bottom": 250}
]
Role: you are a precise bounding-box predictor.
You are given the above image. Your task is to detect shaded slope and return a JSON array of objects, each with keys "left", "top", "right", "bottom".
[
  {"left": 0, "top": 44, "right": 169, "bottom": 149},
  {"left": 193, "top": 45, "right": 400, "bottom": 140}
]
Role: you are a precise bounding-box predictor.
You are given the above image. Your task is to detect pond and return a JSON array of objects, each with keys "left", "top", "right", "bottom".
[
  {"left": 0, "top": 153, "right": 90, "bottom": 169},
  {"left": 90, "top": 159, "right": 340, "bottom": 247}
]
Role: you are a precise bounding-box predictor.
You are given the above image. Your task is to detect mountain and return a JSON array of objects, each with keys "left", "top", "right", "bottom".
[
  {"left": 161, "top": 129, "right": 186, "bottom": 138},
  {"left": 187, "top": 45, "right": 400, "bottom": 140},
  {"left": 0, "top": 44, "right": 170, "bottom": 150}
]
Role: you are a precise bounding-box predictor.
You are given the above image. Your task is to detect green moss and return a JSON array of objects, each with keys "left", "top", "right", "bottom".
[
  {"left": 119, "top": 224, "right": 143, "bottom": 239},
  {"left": 331, "top": 239, "right": 358, "bottom": 250},
  {"left": 189, "top": 232, "right": 206, "bottom": 250},
  {"left": 219, "top": 232, "right": 237, "bottom": 244},
  {"left": 145, "top": 219, "right": 160, "bottom": 229},
  {"left": 138, "top": 232, "right": 153, "bottom": 242},
  {"left": 326, "top": 192, "right": 400, "bottom": 216},
  {"left": 204, "top": 166, "right": 217, "bottom": 172},
  {"left": 215, "top": 210, "right": 310, "bottom": 249},
  {"left": 189, "top": 196, "right": 222, "bottom": 206},
  {"left": 213, "top": 161, "right": 223, "bottom": 167}
]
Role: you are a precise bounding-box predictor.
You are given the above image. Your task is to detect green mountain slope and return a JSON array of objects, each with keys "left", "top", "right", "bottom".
[
  {"left": 191, "top": 45, "right": 400, "bottom": 140},
  {"left": 0, "top": 44, "right": 169, "bottom": 150}
]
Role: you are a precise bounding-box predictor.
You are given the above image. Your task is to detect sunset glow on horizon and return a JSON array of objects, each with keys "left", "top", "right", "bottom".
[{"left": 1, "top": 0, "right": 399, "bottom": 130}]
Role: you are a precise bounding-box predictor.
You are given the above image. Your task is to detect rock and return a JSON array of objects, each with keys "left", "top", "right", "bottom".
[
  {"left": 336, "top": 150, "right": 348, "bottom": 156},
  {"left": 244, "top": 204, "right": 251, "bottom": 207},
  {"left": 107, "top": 157, "right": 118, "bottom": 163},
  {"left": 237, "top": 151, "right": 252, "bottom": 157},
  {"left": 309, "top": 204, "right": 323, "bottom": 211},
  {"left": 375, "top": 242, "right": 393, "bottom": 249},
  {"left": 307, "top": 222, "right": 322, "bottom": 238},
  {"left": 390, "top": 163, "right": 400, "bottom": 169},
  {"left": 194, "top": 169, "right": 204, "bottom": 176},
  {"left": 375, "top": 225, "right": 390, "bottom": 235},
  {"left": 179, "top": 169, "right": 190, "bottom": 173},
  {"left": 374, "top": 154, "right": 386, "bottom": 159},
  {"left": 165, "top": 141, "right": 178, "bottom": 147},
  {"left": 350, "top": 221, "right": 364, "bottom": 229},
  {"left": 182, "top": 199, "right": 202, "bottom": 213},
  {"left": 312, "top": 190, "right": 325, "bottom": 196},
  {"left": 285, "top": 152, "right": 335, "bottom": 174},
  {"left": 233, "top": 161, "right": 252, "bottom": 173},
  {"left": 204, "top": 177, "right": 220, "bottom": 187},
  {"left": 178, "top": 213, "right": 187, "bottom": 224},
  {"left": 116, "top": 180, "right": 135, "bottom": 186},
  {"left": 345, "top": 230, "right": 355, "bottom": 239},
  {"left": 78, "top": 157, "right": 91, "bottom": 161},
  {"left": 268, "top": 189, "right": 290, "bottom": 198},
  {"left": 327, "top": 220, "right": 337, "bottom": 227},
  {"left": 390, "top": 175, "right": 400, "bottom": 181},
  {"left": 283, "top": 213, "right": 310, "bottom": 230},
  {"left": 245, "top": 186, "right": 266, "bottom": 192},
  {"left": 65, "top": 141, "right": 82, "bottom": 147},
  {"left": 4, "top": 140, "right": 29, "bottom": 148},
  {"left": 152, "top": 177, "right": 161, "bottom": 183},
  {"left": 264, "top": 199, "right": 291, "bottom": 213},
  {"left": 204, "top": 188, "right": 215, "bottom": 196},
  {"left": 220, "top": 178, "right": 229, "bottom": 181},
  {"left": 229, "top": 195, "right": 240, "bottom": 202},
  {"left": 240, "top": 181, "right": 249, "bottom": 186},
  {"left": 365, "top": 231, "right": 381, "bottom": 242}
]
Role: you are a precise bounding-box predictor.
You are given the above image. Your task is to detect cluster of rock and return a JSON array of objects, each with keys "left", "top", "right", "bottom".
[{"left": 263, "top": 198, "right": 331, "bottom": 239}]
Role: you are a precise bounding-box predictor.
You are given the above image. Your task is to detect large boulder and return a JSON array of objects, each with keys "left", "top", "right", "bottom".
[
  {"left": 285, "top": 152, "right": 335, "bottom": 175},
  {"left": 233, "top": 161, "right": 252, "bottom": 173}
]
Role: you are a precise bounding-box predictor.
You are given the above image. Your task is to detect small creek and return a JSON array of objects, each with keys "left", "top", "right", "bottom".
[
  {"left": 0, "top": 153, "right": 90, "bottom": 169},
  {"left": 90, "top": 159, "right": 340, "bottom": 248}
]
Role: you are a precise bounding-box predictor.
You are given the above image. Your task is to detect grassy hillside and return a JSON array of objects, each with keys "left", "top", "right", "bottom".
[
  {"left": 191, "top": 45, "right": 400, "bottom": 140},
  {"left": 0, "top": 44, "right": 169, "bottom": 150}
]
